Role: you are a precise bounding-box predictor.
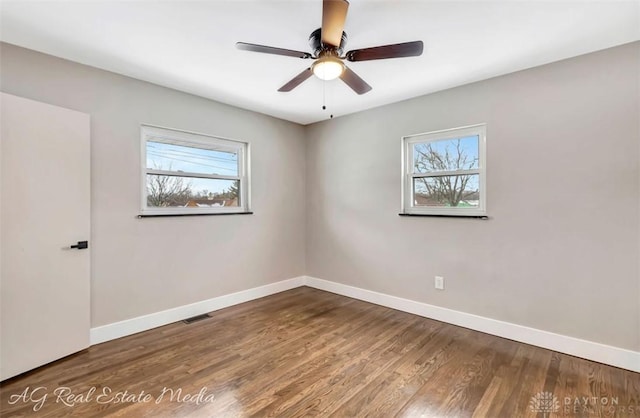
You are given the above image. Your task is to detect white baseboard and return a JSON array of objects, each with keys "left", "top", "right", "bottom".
[
  {"left": 90, "top": 275, "right": 639, "bottom": 373},
  {"left": 90, "top": 276, "right": 306, "bottom": 345},
  {"left": 304, "top": 276, "right": 640, "bottom": 373}
]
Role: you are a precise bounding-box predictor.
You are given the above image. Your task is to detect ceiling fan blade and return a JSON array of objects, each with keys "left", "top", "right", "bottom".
[
  {"left": 346, "top": 40, "right": 424, "bottom": 62},
  {"left": 236, "top": 42, "right": 312, "bottom": 59},
  {"left": 322, "top": 0, "right": 349, "bottom": 47},
  {"left": 278, "top": 68, "right": 314, "bottom": 92},
  {"left": 339, "top": 66, "right": 372, "bottom": 95}
]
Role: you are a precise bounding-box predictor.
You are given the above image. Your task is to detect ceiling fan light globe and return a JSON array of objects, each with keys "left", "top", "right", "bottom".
[{"left": 312, "top": 58, "right": 344, "bottom": 81}]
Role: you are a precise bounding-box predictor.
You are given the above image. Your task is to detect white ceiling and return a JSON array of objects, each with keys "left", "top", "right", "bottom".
[{"left": 1, "top": 1, "right": 638, "bottom": 125}]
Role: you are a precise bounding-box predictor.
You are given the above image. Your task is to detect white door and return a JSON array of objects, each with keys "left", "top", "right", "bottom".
[{"left": 0, "top": 93, "right": 90, "bottom": 380}]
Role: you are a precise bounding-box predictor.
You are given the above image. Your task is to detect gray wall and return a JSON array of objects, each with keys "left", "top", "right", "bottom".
[
  {"left": 0, "top": 43, "right": 307, "bottom": 327},
  {"left": 305, "top": 42, "right": 640, "bottom": 351}
]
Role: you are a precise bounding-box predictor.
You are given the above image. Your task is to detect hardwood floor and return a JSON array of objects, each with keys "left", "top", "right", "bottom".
[{"left": 1, "top": 287, "right": 638, "bottom": 417}]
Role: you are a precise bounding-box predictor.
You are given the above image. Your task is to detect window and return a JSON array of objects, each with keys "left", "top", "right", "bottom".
[
  {"left": 402, "top": 124, "right": 486, "bottom": 216},
  {"left": 141, "top": 125, "right": 250, "bottom": 215}
]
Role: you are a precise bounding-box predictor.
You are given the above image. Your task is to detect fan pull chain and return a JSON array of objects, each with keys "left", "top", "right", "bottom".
[
  {"left": 322, "top": 79, "right": 326, "bottom": 110},
  {"left": 321, "top": 80, "right": 333, "bottom": 119}
]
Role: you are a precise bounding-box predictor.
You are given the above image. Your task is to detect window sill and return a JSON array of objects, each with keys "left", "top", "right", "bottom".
[
  {"left": 138, "top": 211, "right": 253, "bottom": 218},
  {"left": 399, "top": 213, "right": 489, "bottom": 219}
]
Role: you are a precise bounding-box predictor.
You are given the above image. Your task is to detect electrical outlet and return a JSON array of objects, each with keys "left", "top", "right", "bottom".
[{"left": 435, "top": 276, "right": 445, "bottom": 290}]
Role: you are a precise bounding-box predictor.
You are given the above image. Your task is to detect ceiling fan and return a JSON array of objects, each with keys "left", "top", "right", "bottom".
[{"left": 236, "top": 0, "right": 423, "bottom": 95}]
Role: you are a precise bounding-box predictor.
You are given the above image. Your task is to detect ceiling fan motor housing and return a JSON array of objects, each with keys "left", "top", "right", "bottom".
[{"left": 309, "top": 28, "right": 348, "bottom": 56}]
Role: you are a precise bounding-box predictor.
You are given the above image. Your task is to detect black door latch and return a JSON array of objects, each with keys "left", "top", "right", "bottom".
[{"left": 70, "top": 241, "right": 89, "bottom": 250}]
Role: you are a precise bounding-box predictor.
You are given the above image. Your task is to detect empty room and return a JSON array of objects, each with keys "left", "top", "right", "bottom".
[{"left": 0, "top": 0, "right": 639, "bottom": 416}]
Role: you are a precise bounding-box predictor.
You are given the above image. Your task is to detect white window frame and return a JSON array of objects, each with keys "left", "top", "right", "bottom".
[
  {"left": 140, "top": 124, "right": 251, "bottom": 216},
  {"left": 401, "top": 124, "right": 486, "bottom": 216}
]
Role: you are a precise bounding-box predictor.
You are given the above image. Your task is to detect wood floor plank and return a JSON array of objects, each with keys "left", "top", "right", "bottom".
[{"left": 1, "top": 287, "right": 638, "bottom": 417}]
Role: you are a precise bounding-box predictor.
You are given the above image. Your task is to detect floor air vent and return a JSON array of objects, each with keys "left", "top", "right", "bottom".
[{"left": 182, "top": 313, "right": 211, "bottom": 324}]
